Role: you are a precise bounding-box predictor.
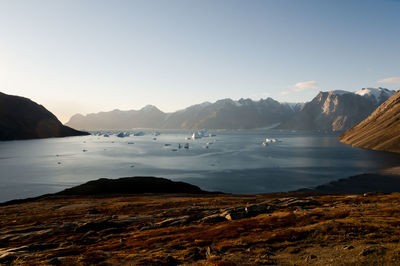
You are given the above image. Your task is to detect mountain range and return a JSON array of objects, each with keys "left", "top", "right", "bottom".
[
  {"left": 66, "top": 98, "right": 303, "bottom": 130},
  {"left": 339, "top": 90, "right": 400, "bottom": 153},
  {"left": 0, "top": 92, "right": 89, "bottom": 141},
  {"left": 66, "top": 87, "right": 395, "bottom": 131},
  {"left": 277, "top": 87, "right": 395, "bottom": 131}
]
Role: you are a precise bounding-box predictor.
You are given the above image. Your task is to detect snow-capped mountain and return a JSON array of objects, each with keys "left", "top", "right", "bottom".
[
  {"left": 355, "top": 87, "right": 395, "bottom": 102},
  {"left": 277, "top": 88, "right": 396, "bottom": 131}
]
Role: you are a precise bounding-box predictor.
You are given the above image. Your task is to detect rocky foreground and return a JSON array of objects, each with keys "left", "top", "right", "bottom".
[{"left": 1, "top": 192, "right": 400, "bottom": 265}]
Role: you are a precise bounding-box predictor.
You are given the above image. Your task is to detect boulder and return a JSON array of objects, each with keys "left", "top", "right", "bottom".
[{"left": 221, "top": 207, "right": 247, "bottom": 221}]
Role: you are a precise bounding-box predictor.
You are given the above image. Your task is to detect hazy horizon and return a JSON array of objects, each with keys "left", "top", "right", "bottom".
[{"left": 1, "top": 0, "right": 400, "bottom": 123}]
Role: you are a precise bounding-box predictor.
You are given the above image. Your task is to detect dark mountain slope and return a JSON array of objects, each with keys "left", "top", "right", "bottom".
[
  {"left": 339, "top": 90, "right": 400, "bottom": 153},
  {"left": 0, "top": 92, "right": 89, "bottom": 141}
]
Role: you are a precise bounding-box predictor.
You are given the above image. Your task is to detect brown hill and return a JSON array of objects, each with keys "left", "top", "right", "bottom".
[
  {"left": 339, "top": 90, "right": 400, "bottom": 153},
  {"left": 0, "top": 92, "right": 89, "bottom": 141}
]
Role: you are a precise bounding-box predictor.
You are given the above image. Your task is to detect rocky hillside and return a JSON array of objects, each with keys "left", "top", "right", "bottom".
[
  {"left": 1, "top": 192, "right": 400, "bottom": 265},
  {"left": 66, "top": 98, "right": 302, "bottom": 130},
  {"left": 339, "top": 90, "right": 400, "bottom": 153},
  {"left": 277, "top": 88, "right": 395, "bottom": 131},
  {"left": 0, "top": 92, "right": 89, "bottom": 141}
]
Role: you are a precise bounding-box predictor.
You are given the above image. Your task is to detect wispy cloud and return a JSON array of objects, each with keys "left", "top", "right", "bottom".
[
  {"left": 280, "top": 91, "right": 290, "bottom": 95},
  {"left": 378, "top": 77, "right": 400, "bottom": 83},
  {"left": 294, "top": 81, "right": 318, "bottom": 91}
]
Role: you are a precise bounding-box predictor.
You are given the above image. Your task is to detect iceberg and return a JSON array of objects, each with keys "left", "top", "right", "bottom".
[{"left": 134, "top": 131, "right": 145, "bottom": 136}]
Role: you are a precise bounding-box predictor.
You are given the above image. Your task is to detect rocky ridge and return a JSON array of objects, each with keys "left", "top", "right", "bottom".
[{"left": 277, "top": 87, "right": 395, "bottom": 131}]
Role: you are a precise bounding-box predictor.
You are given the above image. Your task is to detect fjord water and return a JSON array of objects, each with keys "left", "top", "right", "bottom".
[{"left": 1, "top": 130, "right": 400, "bottom": 202}]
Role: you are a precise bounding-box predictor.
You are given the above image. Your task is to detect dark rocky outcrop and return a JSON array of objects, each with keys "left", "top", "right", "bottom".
[
  {"left": 56, "top": 177, "right": 212, "bottom": 196},
  {"left": 0, "top": 92, "right": 89, "bottom": 141},
  {"left": 339, "top": 90, "right": 400, "bottom": 153}
]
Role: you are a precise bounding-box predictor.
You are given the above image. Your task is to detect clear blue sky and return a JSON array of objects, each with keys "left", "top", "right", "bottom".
[{"left": 1, "top": 0, "right": 399, "bottom": 122}]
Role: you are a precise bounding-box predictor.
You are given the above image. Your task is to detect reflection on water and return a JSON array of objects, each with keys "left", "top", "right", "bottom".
[{"left": 1, "top": 129, "right": 400, "bottom": 202}]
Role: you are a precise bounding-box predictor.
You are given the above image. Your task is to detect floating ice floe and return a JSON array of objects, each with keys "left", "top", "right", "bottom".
[
  {"left": 134, "top": 131, "right": 145, "bottom": 136},
  {"left": 262, "top": 138, "right": 282, "bottom": 146},
  {"left": 192, "top": 132, "right": 202, "bottom": 140},
  {"left": 262, "top": 142, "right": 268, "bottom": 147},
  {"left": 117, "top": 132, "right": 128, "bottom": 138}
]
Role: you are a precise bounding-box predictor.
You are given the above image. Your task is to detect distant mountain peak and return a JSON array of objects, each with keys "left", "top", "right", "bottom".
[
  {"left": 355, "top": 87, "right": 395, "bottom": 101},
  {"left": 140, "top": 105, "right": 160, "bottom": 112},
  {"left": 330, "top": 90, "right": 351, "bottom": 95}
]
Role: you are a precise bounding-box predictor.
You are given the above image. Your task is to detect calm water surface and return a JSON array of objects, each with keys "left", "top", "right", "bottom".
[{"left": 1, "top": 130, "right": 400, "bottom": 202}]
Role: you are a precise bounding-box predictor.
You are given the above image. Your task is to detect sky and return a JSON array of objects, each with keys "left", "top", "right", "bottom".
[{"left": 1, "top": 0, "right": 400, "bottom": 123}]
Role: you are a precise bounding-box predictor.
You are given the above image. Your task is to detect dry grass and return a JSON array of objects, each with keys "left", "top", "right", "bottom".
[{"left": 1, "top": 193, "right": 400, "bottom": 265}]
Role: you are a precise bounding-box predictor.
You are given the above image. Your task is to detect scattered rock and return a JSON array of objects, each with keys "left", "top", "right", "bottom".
[
  {"left": 154, "top": 215, "right": 198, "bottom": 228},
  {"left": 344, "top": 245, "right": 355, "bottom": 250},
  {"left": 221, "top": 207, "right": 247, "bottom": 220},
  {"left": 47, "top": 257, "right": 61, "bottom": 265},
  {"left": 206, "top": 246, "right": 213, "bottom": 259},
  {"left": 75, "top": 219, "right": 118, "bottom": 233},
  {"left": 0, "top": 252, "right": 17, "bottom": 263},
  {"left": 272, "top": 198, "right": 320, "bottom": 209},
  {"left": 245, "top": 203, "right": 270, "bottom": 216},
  {"left": 200, "top": 214, "right": 227, "bottom": 224},
  {"left": 81, "top": 230, "right": 98, "bottom": 240},
  {"left": 184, "top": 247, "right": 205, "bottom": 261},
  {"left": 359, "top": 245, "right": 387, "bottom": 256}
]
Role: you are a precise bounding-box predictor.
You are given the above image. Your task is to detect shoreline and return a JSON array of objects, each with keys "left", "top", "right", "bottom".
[{"left": 3, "top": 166, "right": 400, "bottom": 206}]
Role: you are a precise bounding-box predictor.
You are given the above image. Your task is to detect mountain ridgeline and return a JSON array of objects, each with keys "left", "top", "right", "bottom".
[
  {"left": 277, "top": 88, "right": 395, "bottom": 131},
  {"left": 0, "top": 92, "right": 89, "bottom": 141},
  {"left": 339, "top": 90, "right": 400, "bottom": 153},
  {"left": 66, "top": 87, "right": 395, "bottom": 131},
  {"left": 66, "top": 98, "right": 303, "bottom": 130}
]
